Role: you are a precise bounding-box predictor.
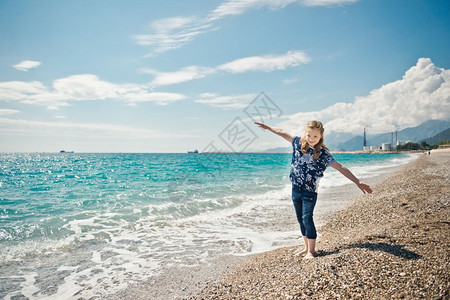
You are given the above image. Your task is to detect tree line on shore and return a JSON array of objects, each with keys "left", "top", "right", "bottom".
[{"left": 396, "top": 140, "right": 449, "bottom": 151}]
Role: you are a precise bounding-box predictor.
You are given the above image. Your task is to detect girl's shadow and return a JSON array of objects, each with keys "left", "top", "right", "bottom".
[{"left": 317, "top": 242, "right": 422, "bottom": 260}]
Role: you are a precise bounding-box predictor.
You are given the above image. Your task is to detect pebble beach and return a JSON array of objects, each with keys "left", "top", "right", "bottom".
[{"left": 190, "top": 150, "right": 450, "bottom": 299}]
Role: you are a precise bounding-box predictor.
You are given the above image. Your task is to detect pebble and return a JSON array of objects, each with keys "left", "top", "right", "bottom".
[{"left": 191, "top": 154, "right": 450, "bottom": 300}]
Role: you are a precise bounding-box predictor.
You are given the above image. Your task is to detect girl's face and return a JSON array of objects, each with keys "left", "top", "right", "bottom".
[{"left": 305, "top": 128, "right": 322, "bottom": 147}]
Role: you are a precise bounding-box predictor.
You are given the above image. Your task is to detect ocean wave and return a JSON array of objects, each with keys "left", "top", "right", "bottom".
[{"left": 0, "top": 152, "right": 415, "bottom": 299}]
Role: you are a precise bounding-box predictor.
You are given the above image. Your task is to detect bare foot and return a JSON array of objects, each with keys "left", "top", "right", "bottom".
[
  {"left": 302, "top": 252, "right": 317, "bottom": 260},
  {"left": 293, "top": 248, "right": 308, "bottom": 257}
]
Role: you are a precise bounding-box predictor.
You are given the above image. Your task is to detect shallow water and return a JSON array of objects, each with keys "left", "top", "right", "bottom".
[{"left": 0, "top": 152, "right": 416, "bottom": 299}]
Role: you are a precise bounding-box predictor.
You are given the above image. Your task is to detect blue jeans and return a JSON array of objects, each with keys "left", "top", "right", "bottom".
[{"left": 292, "top": 185, "right": 318, "bottom": 239}]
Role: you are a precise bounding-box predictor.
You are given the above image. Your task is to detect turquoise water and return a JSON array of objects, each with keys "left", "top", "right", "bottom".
[
  {"left": 0, "top": 152, "right": 415, "bottom": 299},
  {"left": 0, "top": 153, "right": 290, "bottom": 242}
]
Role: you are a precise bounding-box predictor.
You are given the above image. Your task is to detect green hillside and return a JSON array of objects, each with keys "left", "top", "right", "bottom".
[{"left": 421, "top": 127, "right": 450, "bottom": 146}]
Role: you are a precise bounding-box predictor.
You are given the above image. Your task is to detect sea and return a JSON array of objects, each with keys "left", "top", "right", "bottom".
[{"left": 0, "top": 152, "right": 416, "bottom": 299}]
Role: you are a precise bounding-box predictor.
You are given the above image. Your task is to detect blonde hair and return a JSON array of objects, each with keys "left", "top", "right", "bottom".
[{"left": 301, "top": 120, "right": 329, "bottom": 159}]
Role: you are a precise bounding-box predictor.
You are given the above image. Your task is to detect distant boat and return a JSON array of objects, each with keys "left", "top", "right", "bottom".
[
  {"left": 187, "top": 150, "right": 199, "bottom": 153},
  {"left": 60, "top": 150, "right": 74, "bottom": 153}
]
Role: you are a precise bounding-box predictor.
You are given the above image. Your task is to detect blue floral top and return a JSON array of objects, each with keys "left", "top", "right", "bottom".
[{"left": 289, "top": 136, "right": 336, "bottom": 192}]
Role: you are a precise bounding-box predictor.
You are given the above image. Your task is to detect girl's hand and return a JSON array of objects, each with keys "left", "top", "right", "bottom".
[
  {"left": 357, "top": 182, "right": 373, "bottom": 194},
  {"left": 254, "top": 122, "right": 293, "bottom": 143},
  {"left": 254, "top": 122, "right": 270, "bottom": 130}
]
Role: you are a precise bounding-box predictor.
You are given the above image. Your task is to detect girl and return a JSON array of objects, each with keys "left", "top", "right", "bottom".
[{"left": 255, "top": 120, "right": 372, "bottom": 260}]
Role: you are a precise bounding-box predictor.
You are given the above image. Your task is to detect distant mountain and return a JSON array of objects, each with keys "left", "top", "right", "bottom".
[
  {"left": 396, "top": 120, "right": 450, "bottom": 142},
  {"left": 421, "top": 127, "right": 450, "bottom": 145},
  {"left": 333, "top": 120, "right": 450, "bottom": 151},
  {"left": 331, "top": 136, "right": 363, "bottom": 151},
  {"left": 263, "top": 120, "right": 450, "bottom": 152},
  {"left": 323, "top": 132, "right": 355, "bottom": 151}
]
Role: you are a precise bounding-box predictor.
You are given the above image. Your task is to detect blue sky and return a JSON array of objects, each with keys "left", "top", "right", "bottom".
[{"left": 1, "top": 0, "right": 449, "bottom": 152}]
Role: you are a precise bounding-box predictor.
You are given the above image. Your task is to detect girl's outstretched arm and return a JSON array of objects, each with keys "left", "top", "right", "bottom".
[
  {"left": 254, "top": 122, "right": 293, "bottom": 143},
  {"left": 330, "top": 161, "right": 373, "bottom": 194}
]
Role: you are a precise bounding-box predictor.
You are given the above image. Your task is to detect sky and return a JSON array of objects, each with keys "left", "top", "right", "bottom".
[{"left": 1, "top": 0, "right": 449, "bottom": 153}]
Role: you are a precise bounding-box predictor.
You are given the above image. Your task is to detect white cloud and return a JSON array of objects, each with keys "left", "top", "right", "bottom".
[
  {"left": 145, "top": 50, "right": 310, "bottom": 87},
  {"left": 123, "top": 91, "right": 186, "bottom": 105},
  {"left": 0, "top": 117, "right": 187, "bottom": 139},
  {"left": 209, "top": 0, "right": 358, "bottom": 20},
  {"left": 208, "top": 0, "right": 298, "bottom": 21},
  {"left": 151, "top": 16, "right": 196, "bottom": 32},
  {"left": 218, "top": 51, "right": 310, "bottom": 73},
  {"left": 279, "top": 58, "right": 450, "bottom": 135},
  {"left": 142, "top": 66, "right": 216, "bottom": 86},
  {"left": 132, "top": 16, "right": 213, "bottom": 56},
  {"left": 0, "top": 109, "right": 20, "bottom": 115},
  {"left": 300, "top": 0, "right": 358, "bottom": 6},
  {"left": 133, "top": 0, "right": 359, "bottom": 55},
  {"left": 13, "top": 60, "right": 42, "bottom": 71},
  {"left": 283, "top": 78, "right": 299, "bottom": 84},
  {"left": 194, "top": 93, "right": 256, "bottom": 109},
  {"left": 0, "top": 74, "right": 187, "bottom": 109},
  {"left": 52, "top": 74, "right": 118, "bottom": 100},
  {"left": 0, "top": 81, "right": 47, "bottom": 100}
]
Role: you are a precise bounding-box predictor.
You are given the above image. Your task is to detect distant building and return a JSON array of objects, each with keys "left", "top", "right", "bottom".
[
  {"left": 363, "top": 145, "right": 382, "bottom": 152},
  {"left": 382, "top": 143, "right": 392, "bottom": 151}
]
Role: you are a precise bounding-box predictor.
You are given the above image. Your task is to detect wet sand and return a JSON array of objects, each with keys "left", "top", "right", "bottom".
[{"left": 191, "top": 151, "right": 449, "bottom": 299}]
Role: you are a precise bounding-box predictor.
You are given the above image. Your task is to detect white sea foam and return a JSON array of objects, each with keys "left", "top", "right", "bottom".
[
  {"left": 5, "top": 273, "right": 40, "bottom": 300},
  {"left": 58, "top": 185, "right": 295, "bottom": 299},
  {"left": 1, "top": 153, "right": 415, "bottom": 299}
]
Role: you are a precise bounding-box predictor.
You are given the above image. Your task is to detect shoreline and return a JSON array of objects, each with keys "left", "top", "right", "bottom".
[
  {"left": 191, "top": 151, "right": 449, "bottom": 299},
  {"left": 109, "top": 153, "right": 417, "bottom": 300}
]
